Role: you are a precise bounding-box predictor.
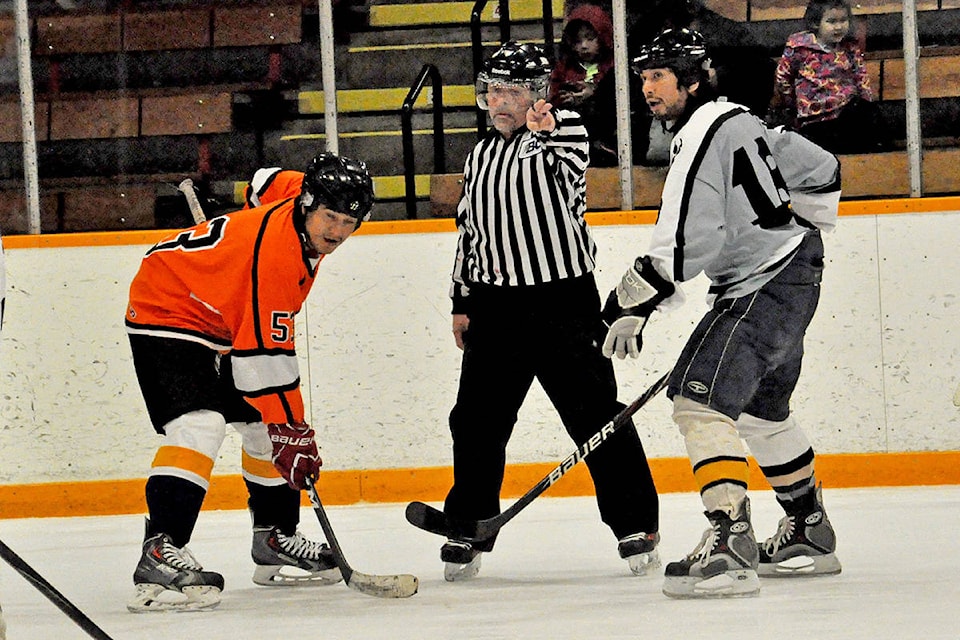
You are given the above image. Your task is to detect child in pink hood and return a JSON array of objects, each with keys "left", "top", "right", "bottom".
[{"left": 549, "top": 4, "right": 618, "bottom": 165}]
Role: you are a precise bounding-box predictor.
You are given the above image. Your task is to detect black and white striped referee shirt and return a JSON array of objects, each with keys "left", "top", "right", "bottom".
[{"left": 451, "top": 109, "right": 594, "bottom": 311}]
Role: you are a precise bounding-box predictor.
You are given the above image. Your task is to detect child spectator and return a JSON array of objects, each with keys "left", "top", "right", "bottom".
[
  {"left": 549, "top": 4, "right": 618, "bottom": 166},
  {"left": 768, "top": 0, "right": 886, "bottom": 153}
]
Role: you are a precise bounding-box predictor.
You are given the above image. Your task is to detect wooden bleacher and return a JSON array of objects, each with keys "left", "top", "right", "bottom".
[
  {"left": 866, "top": 46, "right": 960, "bottom": 101},
  {"left": 31, "top": 4, "right": 302, "bottom": 54},
  {"left": 0, "top": 2, "right": 307, "bottom": 232},
  {"left": 367, "top": 0, "right": 563, "bottom": 28},
  {"left": 3, "top": 1, "right": 960, "bottom": 231},
  {"left": 427, "top": 147, "right": 960, "bottom": 216},
  {"left": 703, "top": 0, "right": 950, "bottom": 22}
]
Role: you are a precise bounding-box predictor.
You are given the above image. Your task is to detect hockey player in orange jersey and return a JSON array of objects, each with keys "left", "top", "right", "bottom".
[
  {"left": 124, "top": 153, "right": 374, "bottom": 612},
  {"left": 242, "top": 166, "right": 304, "bottom": 209}
]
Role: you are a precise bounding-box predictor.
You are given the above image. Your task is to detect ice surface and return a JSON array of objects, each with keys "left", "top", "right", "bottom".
[{"left": 0, "top": 485, "right": 956, "bottom": 639}]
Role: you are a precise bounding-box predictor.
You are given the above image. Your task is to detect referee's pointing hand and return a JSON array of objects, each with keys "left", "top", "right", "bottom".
[{"left": 527, "top": 99, "right": 556, "bottom": 134}]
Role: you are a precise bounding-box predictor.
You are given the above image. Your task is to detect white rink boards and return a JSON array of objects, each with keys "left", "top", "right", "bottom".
[{"left": 0, "top": 207, "right": 958, "bottom": 486}]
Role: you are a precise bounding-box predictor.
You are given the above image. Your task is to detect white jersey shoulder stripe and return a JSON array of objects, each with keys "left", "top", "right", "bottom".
[{"left": 668, "top": 102, "right": 747, "bottom": 282}]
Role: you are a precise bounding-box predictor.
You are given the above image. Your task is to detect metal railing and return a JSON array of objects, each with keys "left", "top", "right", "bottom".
[
  {"left": 400, "top": 64, "right": 447, "bottom": 219},
  {"left": 470, "top": 0, "right": 555, "bottom": 137}
]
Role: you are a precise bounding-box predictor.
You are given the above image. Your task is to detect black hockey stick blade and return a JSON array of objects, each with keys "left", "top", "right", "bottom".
[
  {"left": 305, "top": 478, "right": 419, "bottom": 598},
  {"left": 405, "top": 370, "right": 671, "bottom": 542},
  {"left": 0, "top": 538, "right": 115, "bottom": 640},
  {"left": 404, "top": 501, "right": 459, "bottom": 538}
]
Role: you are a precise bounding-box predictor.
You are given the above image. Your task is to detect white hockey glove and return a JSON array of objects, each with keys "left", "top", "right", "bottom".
[
  {"left": 601, "top": 256, "right": 675, "bottom": 360},
  {"left": 602, "top": 313, "right": 647, "bottom": 359}
]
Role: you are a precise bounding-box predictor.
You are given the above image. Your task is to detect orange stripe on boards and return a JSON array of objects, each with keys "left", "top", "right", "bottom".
[
  {"left": 585, "top": 210, "right": 658, "bottom": 226},
  {"left": 0, "top": 451, "right": 957, "bottom": 519},
  {"left": 4, "top": 196, "right": 960, "bottom": 250},
  {"left": 837, "top": 195, "right": 960, "bottom": 216},
  {"left": 0, "top": 478, "right": 148, "bottom": 518}
]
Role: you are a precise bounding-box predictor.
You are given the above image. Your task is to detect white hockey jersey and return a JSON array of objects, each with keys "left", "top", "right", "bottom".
[{"left": 647, "top": 100, "right": 841, "bottom": 309}]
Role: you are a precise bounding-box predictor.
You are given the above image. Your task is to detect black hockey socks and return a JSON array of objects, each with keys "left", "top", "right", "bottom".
[
  {"left": 145, "top": 475, "right": 206, "bottom": 547},
  {"left": 246, "top": 479, "right": 301, "bottom": 535}
]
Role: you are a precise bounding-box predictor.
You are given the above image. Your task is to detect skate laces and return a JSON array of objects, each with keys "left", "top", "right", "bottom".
[
  {"left": 686, "top": 524, "right": 720, "bottom": 565},
  {"left": 762, "top": 514, "right": 796, "bottom": 555},
  {"left": 276, "top": 531, "right": 329, "bottom": 560},
  {"left": 159, "top": 540, "right": 204, "bottom": 571}
]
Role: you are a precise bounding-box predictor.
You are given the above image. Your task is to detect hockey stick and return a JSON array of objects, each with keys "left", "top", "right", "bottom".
[
  {"left": 304, "top": 478, "right": 419, "bottom": 598},
  {"left": 177, "top": 178, "right": 207, "bottom": 224},
  {"left": 405, "top": 369, "right": 671, "bottom": 542},
  {"left": 0, "top": 538, "right": 114, "bottom": 640}
]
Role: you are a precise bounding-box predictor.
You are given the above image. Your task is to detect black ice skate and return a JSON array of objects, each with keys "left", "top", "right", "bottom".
[
  {"left": 128, "top": 532, "right": 224, "bottom": 612},
  {"left": 758, "top": 484, "right": 841, "bottom": 577},
  {"left": 441, "top": 539, "right": 482, "bottom": 582},
  {"left": 617, "top": 531, "right": 661, "bottom": 576},
  {"left": 251, "top": 525, "right": 342, "bottom": 586},
  {"left": 663, "top": 498, "right": 760, "bottom": 599}
]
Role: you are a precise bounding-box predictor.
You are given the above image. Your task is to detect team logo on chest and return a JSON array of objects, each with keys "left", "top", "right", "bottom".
[{"left": 519, "top": 137, "right": 544, "bottom": 159}]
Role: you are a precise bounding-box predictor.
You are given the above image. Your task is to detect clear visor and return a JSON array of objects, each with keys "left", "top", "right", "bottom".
[{"left": 475, "top": 76, "right": 548, "bottom": 110}]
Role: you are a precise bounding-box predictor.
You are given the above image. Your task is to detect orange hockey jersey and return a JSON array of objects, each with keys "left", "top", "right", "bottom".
[
  {"left": 243, "top": 168, "right": 304, "bottom": 209},
  {"left": 126, "top": 199, "right": 319, "bottom": 424}
]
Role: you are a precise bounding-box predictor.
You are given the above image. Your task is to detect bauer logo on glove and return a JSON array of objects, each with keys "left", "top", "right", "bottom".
[
  {"left": 267, "top": 422, "right": 322, "bottom": 490},
  {"left": 269, "top": 433, "right": 315, "bottom": 447}
]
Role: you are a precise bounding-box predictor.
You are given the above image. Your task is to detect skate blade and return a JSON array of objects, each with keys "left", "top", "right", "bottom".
[
  {"left": 253, "top": 564, "right": 343, "bottom": 586},
  {"left": 626, "top": 550, "right": 662, "bottom": 576},
  {"left": 127, "top": 583, "right": 222, "bottom": 612},
  {"left": 663, "top": 570, "right": 760, "bottom": 599},
  {"left": 759, "top": 553, "right": 842, "bottom": 577},
  {"left": 443, "top": 556, "right": 481, "bottom": 582}
]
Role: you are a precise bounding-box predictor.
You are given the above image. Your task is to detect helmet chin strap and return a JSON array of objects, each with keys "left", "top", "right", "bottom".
[
  {"left": 300, "top": 231, "right": 320, "bottom": 259},
  {"left": 294, "top": 199, "right": 321, "bottom": 258}
]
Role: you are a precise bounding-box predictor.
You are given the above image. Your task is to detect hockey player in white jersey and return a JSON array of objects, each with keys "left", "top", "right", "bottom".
[{"left": 602, "top": 29, "right": 842, "bottom": 598}]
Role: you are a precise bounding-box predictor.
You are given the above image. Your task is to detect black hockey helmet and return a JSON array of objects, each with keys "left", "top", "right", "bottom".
[
  {"left": 476, "top": 41, "right": 551, "bottom": 109},
  {"left": 300, "top": 152, "right": 374, "bottom": 223},
  {"left": 631, "top": 28, "right": 709, "bottom": 87}
]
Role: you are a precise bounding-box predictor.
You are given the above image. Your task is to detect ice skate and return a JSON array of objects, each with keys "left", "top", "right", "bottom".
[
  {"left": 251, "top": 526, "right": 342, "bottom": 586},
  {"left": 128, "top": 533, "right": 224, "bottom": 612},
  {"left": 759, "top": 484, "right": 841, "bottom": 577},
  {"left": 441, "top": 540, "right": 482, "bottom": 582},
  {"left": 663, "top": 498, "right": 760, "bottom": 599},
  {"left": 617, "top": 531, "right": 661, "bottom": 576}
]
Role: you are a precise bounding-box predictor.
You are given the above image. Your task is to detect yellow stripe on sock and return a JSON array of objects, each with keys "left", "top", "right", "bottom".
[
  {"left": 241, "top": 450, "right": 282, "bottom": 479},
  {"left": 692, "top": 457, "right": 750, "bottom": 492}
]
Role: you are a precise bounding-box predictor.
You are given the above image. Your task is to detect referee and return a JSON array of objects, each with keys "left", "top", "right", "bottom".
[{"left": 439, "top": 41, "right": 661, "bottom": 582}]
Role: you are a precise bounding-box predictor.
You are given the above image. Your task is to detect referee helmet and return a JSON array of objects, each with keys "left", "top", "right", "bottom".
[{"left": 476, "top": 41, "right": 552, "bottom": 110}]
